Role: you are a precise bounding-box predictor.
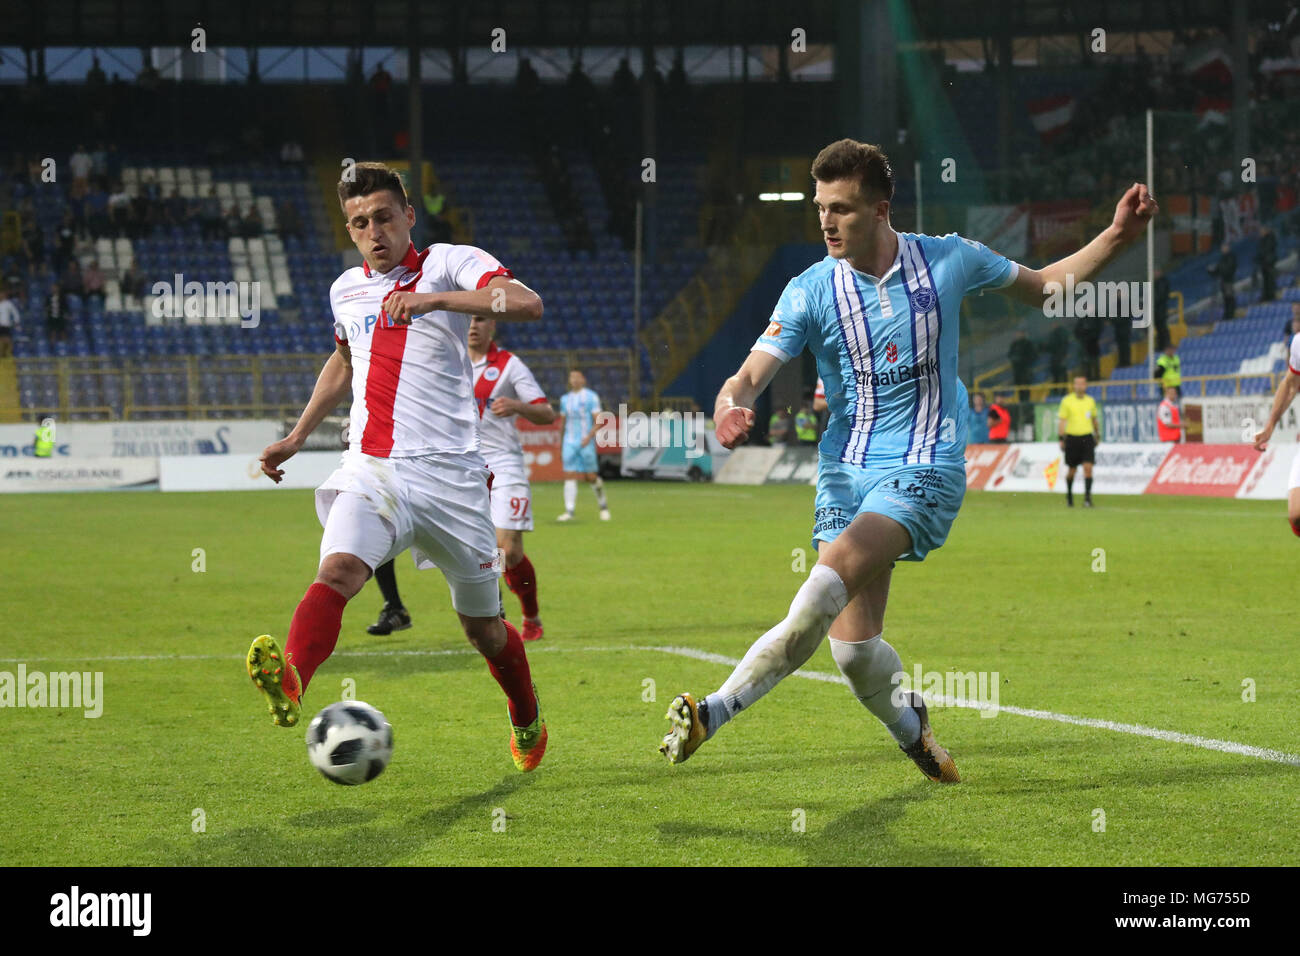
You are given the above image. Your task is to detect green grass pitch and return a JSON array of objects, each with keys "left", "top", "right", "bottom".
[{"left": 1, "top": 482, "right": 1296, "bottom": 866}]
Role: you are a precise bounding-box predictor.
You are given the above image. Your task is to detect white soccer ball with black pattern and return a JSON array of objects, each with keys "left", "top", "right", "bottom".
[{"left": 305, "top": 701, "right": 394, "bottom": 785}]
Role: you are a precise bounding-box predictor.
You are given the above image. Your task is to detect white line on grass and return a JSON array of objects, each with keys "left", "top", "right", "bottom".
[
  {"left": 5, "top": 642, "right": 1296, "bottom": 767},
  {"left": 644, "top": 644, "right": 1300, "bottom": 768}
]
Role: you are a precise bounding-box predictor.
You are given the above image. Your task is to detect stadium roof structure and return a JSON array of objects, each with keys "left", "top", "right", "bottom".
[{"left": 0, "top": 0, "right": 1284, "bottom": 48}]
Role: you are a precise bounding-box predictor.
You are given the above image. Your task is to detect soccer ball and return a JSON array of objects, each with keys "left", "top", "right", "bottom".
[{"left": 305, "top": 701, "right": 394, "bottom": 786}]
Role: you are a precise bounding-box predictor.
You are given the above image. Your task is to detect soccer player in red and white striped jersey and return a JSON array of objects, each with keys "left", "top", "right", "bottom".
[
  {"left": 469, "top": 314, "right": 556, "bottom": 641},
  {"left": 246, "top": 162, "right": 549, "bottom": 772}
]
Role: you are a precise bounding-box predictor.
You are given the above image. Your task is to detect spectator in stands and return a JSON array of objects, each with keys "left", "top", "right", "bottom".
[
  {"left": 68, "top": 145, "right": 92, "bottom": 198},
  {"left": 768, "top": 407, "right": 792, "bottom": 446},
  {"left": 1046, "top": 322, "right": 1071, "bottom": 385},
  {"left": 18, "top": 218, "right": 44, "bottom": 269},
  {"left": 612, "top": 58, "right": 636, "bottom": 100},
  {"left": 369, "top": 63, "right": 393, "bottom": 125},
  {"left": 1110, "top": 313, "right": 1132, "bottom": 369},
  {"left": 198, "top": 185, "right": 222, "bottom": 239},
  {"left": 277, "top": 199, "right": 302, "bottom": 240},
  {"left": 45, "top": 284, "right": 67, "bottom": 343},
  {"left": 61, "top": 259, "right": 84, "bottom": 299},
  {"left": 0, "top": 285, "right": 17, "bottom": 357},
  {"left": 1156, "top": 342, "right": 1182, "bottom": 398},
  {"left": 1008, "top": 330, "right": 1037, "bottom": 401},
  {"left": 223, "top": 203, "right": 243, "bottom": 240},
  {"left": 1153, "top": 268, "right": 1171, "bottom": 351},
  {"left": 53, "top": 210, "right": 77, "bottom": 272},
  {"left": 794, "top": 395, "right": 819, "bottom": 445},
  {"left": 82, "top": 260, "right": 105, "bottom": 306},
  {"left": 129, "top": 189, "right": 154, "bottom": 239},
  {"left": 1207, "top": 241, "right": 1237, "bottom": 319},
  {"left": 968, "top": 392, "right": 990, "bottom": 445},
  {"left": 987, "top": 394, "right": 1012, "bottom": 443},
  {"left": 120, "top": 262, "right": 145, "bottom": 301},
  {"left": 1156, "top": 386, "right": 1184, "bottom": 442},
  {"left": 1256, "top": 225, "right": 1278, "bottom": 302},
  {"left": 107, "top": 181, "right": 131, "bottom": 235},
  {"left": 241, "top": 205, "right": 264, "bottom": 239},
  {"left": 85, "top": 184, "right": 110, "bottom": 238},
  {"left": 86, "top": 56, "right": 106, "bottom": 87},
  {"left": 1073, "top": 313, "right": 1102, "bottom": 381}
]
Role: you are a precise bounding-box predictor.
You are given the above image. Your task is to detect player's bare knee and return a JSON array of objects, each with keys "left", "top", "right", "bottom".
[
  {"left": 315, "top": 554, "right": 369, "bottom": 599},
  {"left": 460, "top": 614, "right": 505, "bottom": 654}
]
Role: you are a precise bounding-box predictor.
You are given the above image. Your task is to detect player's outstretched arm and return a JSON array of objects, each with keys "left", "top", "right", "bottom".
[
  {"left": 490, "top": 396, "right": 556, "bottom": 425},
  {"left": 1001, "top": 183, "right": 1158, "bottom": 310},
  {"left": 386, "top": 276, "right": 542, "bottom": 324},
  {"left": 714, "top": 350, "right": 783, "bottom": 449},
  {"left": 1254, "top": 370, "right": 1300, "bottom": 451},
  {"left": 260, "top": 342, "right": 352, "bottom": 482}
]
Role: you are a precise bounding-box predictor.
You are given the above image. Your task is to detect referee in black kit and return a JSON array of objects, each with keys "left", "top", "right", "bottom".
[{"left": 1057, "top": 375, "right": 1100, "bottom": 508}]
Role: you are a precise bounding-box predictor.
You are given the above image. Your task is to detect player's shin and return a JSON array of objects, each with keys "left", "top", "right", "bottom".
[
  {"left": 503, "top": 554, "right": 540, "bottom": 618},
  {"left": 591, "top": 477, "right": 608, "bottom": 510},
  {"left": 705, "top": 564, "right": 848, "bottom": 736},
  {"left": 483, "top": 619, "right": 538, "bottom": 726},
  {"left": 563, "top": 479, "right": 577, "bottom": 514},
  {"left": 829, "top": 634, "right": 921, "bottom": 746},
  {"left": 284, "top": 581, "right": 348, "bottom": 693}
]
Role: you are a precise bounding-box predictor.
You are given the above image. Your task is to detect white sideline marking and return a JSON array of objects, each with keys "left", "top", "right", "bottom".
[
  {"left": 645, "top": 644, "right": 1300, "bottom": 768},
  {"left": 5, "top": 642, "right": 1297, "bottom": 767}
]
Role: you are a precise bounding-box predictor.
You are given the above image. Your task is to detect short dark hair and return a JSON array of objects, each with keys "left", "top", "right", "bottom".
[
  {"left": 337, "top": 162, "right": 409, "bottom": 216},
  {"left": 811, "top": 139, "right": 894, "bottom": 203}
]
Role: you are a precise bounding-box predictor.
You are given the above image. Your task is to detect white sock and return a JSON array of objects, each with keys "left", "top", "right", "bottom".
[
  {"left": 563, "top": 479, "right": 577, "bottom": 513},
  {"left": 592, "top": 477, "right": 608, "bottom": 510},
  {"left": 829, "top": 634, "right": 920, "bottom": 746},
  {"left": 704, "top": 564, "right": 849, "bottom": 737}
]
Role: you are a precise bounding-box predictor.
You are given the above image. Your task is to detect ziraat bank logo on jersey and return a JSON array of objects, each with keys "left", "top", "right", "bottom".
[
  {"left": 339, "top": 312, "right": 403, "bottom": 341},
  {"left": 854, "top": 356, "right": 939, "bottom": 388}
]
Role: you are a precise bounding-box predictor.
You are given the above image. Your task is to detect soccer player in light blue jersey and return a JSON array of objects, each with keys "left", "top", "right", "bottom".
[
  {"left": 556, "top": 369, "right": 610, "bottom": 521},
  {"left": 661, "top": 138, "right": 1157, "bottom": 780}
]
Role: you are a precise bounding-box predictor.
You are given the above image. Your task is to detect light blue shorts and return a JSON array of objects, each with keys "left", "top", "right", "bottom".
[
  {"left": 812, "top": 458, "right": 966, "bottom": 561},
  {"left": 562, "top": 440, "right": 598, "bottom": 475}
]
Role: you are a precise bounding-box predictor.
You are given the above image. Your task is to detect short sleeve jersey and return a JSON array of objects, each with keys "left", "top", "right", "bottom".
[
  {"left": 752, "top": 231, "right": 1016, "bottom": 466},
  {"left": 329, "top": 241, "right": 512, "bottom": 458}
]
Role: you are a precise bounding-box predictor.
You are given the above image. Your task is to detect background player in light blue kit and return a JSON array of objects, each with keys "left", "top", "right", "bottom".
[
  {"left": 557, "top": 368, "right": 611, "bottom": 521},
  {"left": 661, "top": 138, "right": 1157, "bottom": 779}
]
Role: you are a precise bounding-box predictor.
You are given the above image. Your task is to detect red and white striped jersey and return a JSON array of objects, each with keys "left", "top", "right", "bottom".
[
  {"left": 330, "top": 242, "right": 512, "bottom": 458},
  {"left": 472, "top": 342, "right": 549, "bottom": 485}
]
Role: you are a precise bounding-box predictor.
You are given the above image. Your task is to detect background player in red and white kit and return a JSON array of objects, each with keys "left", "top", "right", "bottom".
[
  {"left": 468, "top": 314, "right": 556, "bottom": 641},
  {"left": 1253, "top": 331, "right": 1300, "bottom": 536},
  {"left": 246, "top": 162, "right": 549, "bottom": 772}
]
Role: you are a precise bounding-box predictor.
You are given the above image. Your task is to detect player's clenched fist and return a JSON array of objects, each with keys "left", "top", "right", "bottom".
[
  {"left": 715, "top": 405, "right": 755, "bottom": 449},
  {"left": 381, "top": 290, "right": 425, "bottom": 325},
  {"left": 1111, "top": 182, "right": 1158, "bottom": 244},
  {"left": 259, "top": 436, "right": 302, "bottom": 483}
]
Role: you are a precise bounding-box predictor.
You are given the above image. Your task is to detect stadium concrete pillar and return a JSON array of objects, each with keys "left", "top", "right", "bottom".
[
  {"left": 834, "top": 0, "right": 896, "bottom": 149},
  {"left": 640, "top": 24, "right": 658, "bottom": 264},
  {"left": 1231, "top": 0, "right": 1250, "bottom": 164},
  {"left": 995, "top": 11, "right": 1012, "bottom": 203},
  {"left": 407, "top": 39, "right": 425, "bottom": 249}
]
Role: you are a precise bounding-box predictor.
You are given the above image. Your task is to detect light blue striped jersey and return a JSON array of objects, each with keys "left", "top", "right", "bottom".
[
  {"left": 560, "top": 387, "right": 601, "bottom": 444},
  {"left": 753, "top": 230, "right": 1016, "bottom": 466}
]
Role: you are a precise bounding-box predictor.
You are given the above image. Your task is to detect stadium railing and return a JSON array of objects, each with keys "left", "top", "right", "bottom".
[{"left": 2, "top": 348, "right": 640, "bottom": 421}]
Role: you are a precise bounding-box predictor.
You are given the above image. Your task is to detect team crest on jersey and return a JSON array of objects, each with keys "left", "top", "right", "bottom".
[
  {"left": 909, "top": 286, "right": 936, "bottom": 313},
  {"left": 484, "top": 366, "right": 501, "bottom": 381},
  {"left": 885, "top": 341, "right": 899, "bottom": 363},
  {"left": 397, "top": 269, "right": 420, "bottom": 285}
]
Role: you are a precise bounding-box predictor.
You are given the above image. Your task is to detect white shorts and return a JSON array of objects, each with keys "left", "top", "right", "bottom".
[
  {"left": 316, "top": 450, "right": 502, "bottom": 618},
  {"left": 490, "top": 481, "right": 534, "bottom": 531},
  {"left": 1289, "top": 448, "right": 1300, "bottom": 491}
]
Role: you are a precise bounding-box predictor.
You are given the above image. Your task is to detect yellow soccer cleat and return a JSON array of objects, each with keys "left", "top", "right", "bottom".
[
  {"left": 660, "top": 692, "right": 708, "bottom": 764},
  {"left": 246, "top": 634, "right": 302, "bottom": 728},
  {"left": 898, "top": 690, "right": 960, "bottom": 783},
  {"left": 509, "top": 684, "right": 548, "bottom": 772}
]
